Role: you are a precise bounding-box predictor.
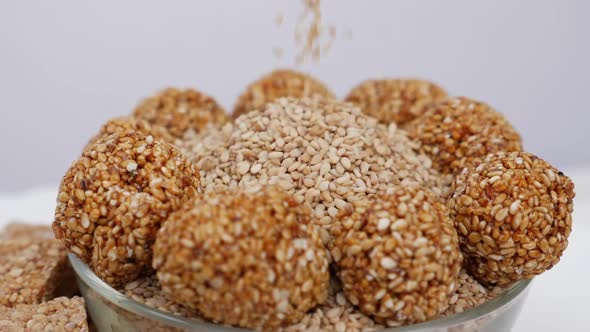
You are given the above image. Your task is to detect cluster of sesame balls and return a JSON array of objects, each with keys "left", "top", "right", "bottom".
[{"left": 52, "top": 69, "right": 575, "bottom": 330}]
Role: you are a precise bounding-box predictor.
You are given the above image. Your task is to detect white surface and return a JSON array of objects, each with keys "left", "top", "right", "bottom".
[
  {"left": 1, "top": 0, "right": 590, "bottom": 191},
  {"left": 1, "top": 170, "right": 589, "bottom": 331}
]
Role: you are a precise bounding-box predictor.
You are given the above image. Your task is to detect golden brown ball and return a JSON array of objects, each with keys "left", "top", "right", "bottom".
[
  {"left": 85, "top": 116, "right": 175, "bottom": 149},
  {"left": 345, "top": 79, "right": 447, "bottom": 127},
  {"left": 232, "top": 69, "right": 335, "bottom": 118},
  {"left": 406, "top": 96, "right": 523, "bottom": 175},
  {"left": 330, "top": 185, "right": 462, "bottom": 326},
  {"left": 153, "top": 186, "right": 330, "bottom": 330},
  {"left": 448, "top": 151, "right": 575, "bottom": 286},
  {"left": 133, "top": 87, "right": 228, "bottom": 139},
  {"left": 53, "top": 131, "right": 200, "bottom": 286}
]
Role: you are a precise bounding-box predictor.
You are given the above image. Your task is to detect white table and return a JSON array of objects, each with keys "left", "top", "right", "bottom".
[{"left": 1, "top": 171, "right": 589, "bottom": 331}]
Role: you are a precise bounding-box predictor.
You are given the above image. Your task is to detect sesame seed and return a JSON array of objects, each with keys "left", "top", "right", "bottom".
[
  {"left": 126, "top": 162, "right": 138, "bottom": 172},
  {"left": 380, "top": 257, "right": 397, "bottom": 269},
  {"left": 509, "top": 200, "right": 521, "bottom": 215},
  {"left": 80, "top": 213, "right": 90, "bottom": 229},
  {"left": 377, "top": 218, "right": 390, "bottom": 231}
]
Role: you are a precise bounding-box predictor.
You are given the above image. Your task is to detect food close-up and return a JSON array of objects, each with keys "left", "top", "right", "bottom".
[
  {"left": 1, "top": 1, "right": 588, "bottom": 332},
  {"left": 1, "top": 75, "right": 577, "bottom": 331}
]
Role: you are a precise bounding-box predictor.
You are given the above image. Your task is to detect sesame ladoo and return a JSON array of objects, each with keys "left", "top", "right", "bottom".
[
  {"left": 448, "top": 151, "right": 575, "bottom": 286},
  {"left": 133, "top": 87, "right": 228, "bottom": 140},
  {"left": 406, "top": 96, "right": 523, "bottom": 175},
  {"left": 190, "top": 97, "right": 445, "bottom": 244},
  {"left": 330, "top": 185, "right": 462, "bottom": 326},
  {"left": 345, "top": 79, "right": 447, "bottom": 127},
  {"left": 85, "top": 116, "right": 176, "bottom": 149},
  {"left": 53, "top": 131, "right": 200, "bottom": 286},
  {"left": 232, "top": 69, "right": 335, "bottom": 118},
  {"left": 153, "top": 186, "right": 330, "bottom": 330}
]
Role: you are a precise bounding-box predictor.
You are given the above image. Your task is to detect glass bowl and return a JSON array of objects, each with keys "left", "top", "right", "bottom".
[{"left": 70, "top": 254, "right": 532, "bottom": 332}]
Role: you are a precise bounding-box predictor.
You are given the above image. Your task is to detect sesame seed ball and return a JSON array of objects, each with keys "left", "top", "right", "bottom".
[
  {"left": 133, "top": 87, "right": 228, "bottom": 140},
  {"left": 330, "top": 185, "right": 462, "bottom": 326},
  {"left": 448, "top": 151, "right": 575, "bottom": 286},
  {"left": 406, "top": 97, "right": 523, "bottom": 175},
  {"left": 53, "top": 131, "right": 200, "bottom": 286},
  {"left": 232, "top": 69, "right": 335, "bottom": 118},
  {"left": 153, "top": 186, "right": 330, "bottom": 330},
  {"left": 85, "top": 116, "right": 176, "bottom": 149},
  {"left": 345, "top": 79, "right": 447, "bottom": 127}
]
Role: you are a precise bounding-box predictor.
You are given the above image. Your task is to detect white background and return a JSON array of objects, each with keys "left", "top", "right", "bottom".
[{"left": 1, "top": 0, "right": 590, "bottom": 191}]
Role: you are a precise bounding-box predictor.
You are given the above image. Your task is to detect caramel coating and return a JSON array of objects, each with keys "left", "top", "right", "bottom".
[
  {"left": 330, "top": 185, "right": 462, "bottom": 326},
  {"left": 406, "top": 97, "right": 523, "bottom": 175},
  {"left": 53, "top": 131, "right": 200, "bottom": 286},
  {"left": 85, "top": 116, "right": 175, "bottom": 149},
  {"left": 133, "top": 87, "right": 228, "bottom": 139},
  {"left": 232, "top": 69, "right": 335, "bottom": 118},
  {"left": 153, "top": 186, "right": 330, "bottom": 330},
  {"left": 345, "top": 79, "right": 447, "bottom": 127},
  {"left": 448, "top": 151, "right": 575, "bottom": 286}
]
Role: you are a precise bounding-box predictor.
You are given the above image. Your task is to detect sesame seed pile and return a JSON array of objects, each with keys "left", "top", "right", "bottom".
[
  {"left": 120, "top": 276, "right": 195, "bottom": 319},
  {"left": 449, "top": 151, "right": 575, "bottom": 286},
  {"left": 153, "top": 186, "right": 330, "bottom": 330},
  {"left": 442, "top": 269, "right": 505, "bottom": 317},
  {"left": 406, "top": 96, "right": 523, "bottom": 176},
  {"left": 53, "top": 131, "right": 200, "bottom": 286},
  {"left": 345, "top": 79, "right": 448, "bottom": 127},
  {"left": 190, "top": 97, "right": 446, "bottom": 241},
  {"left": 232, "top": 69, "right": 335, "bottom": 119}
]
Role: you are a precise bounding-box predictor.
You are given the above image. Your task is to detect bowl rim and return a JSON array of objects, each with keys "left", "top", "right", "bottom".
[{"left": 69, "top": 254, "right": 532, "bottom": 331}]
